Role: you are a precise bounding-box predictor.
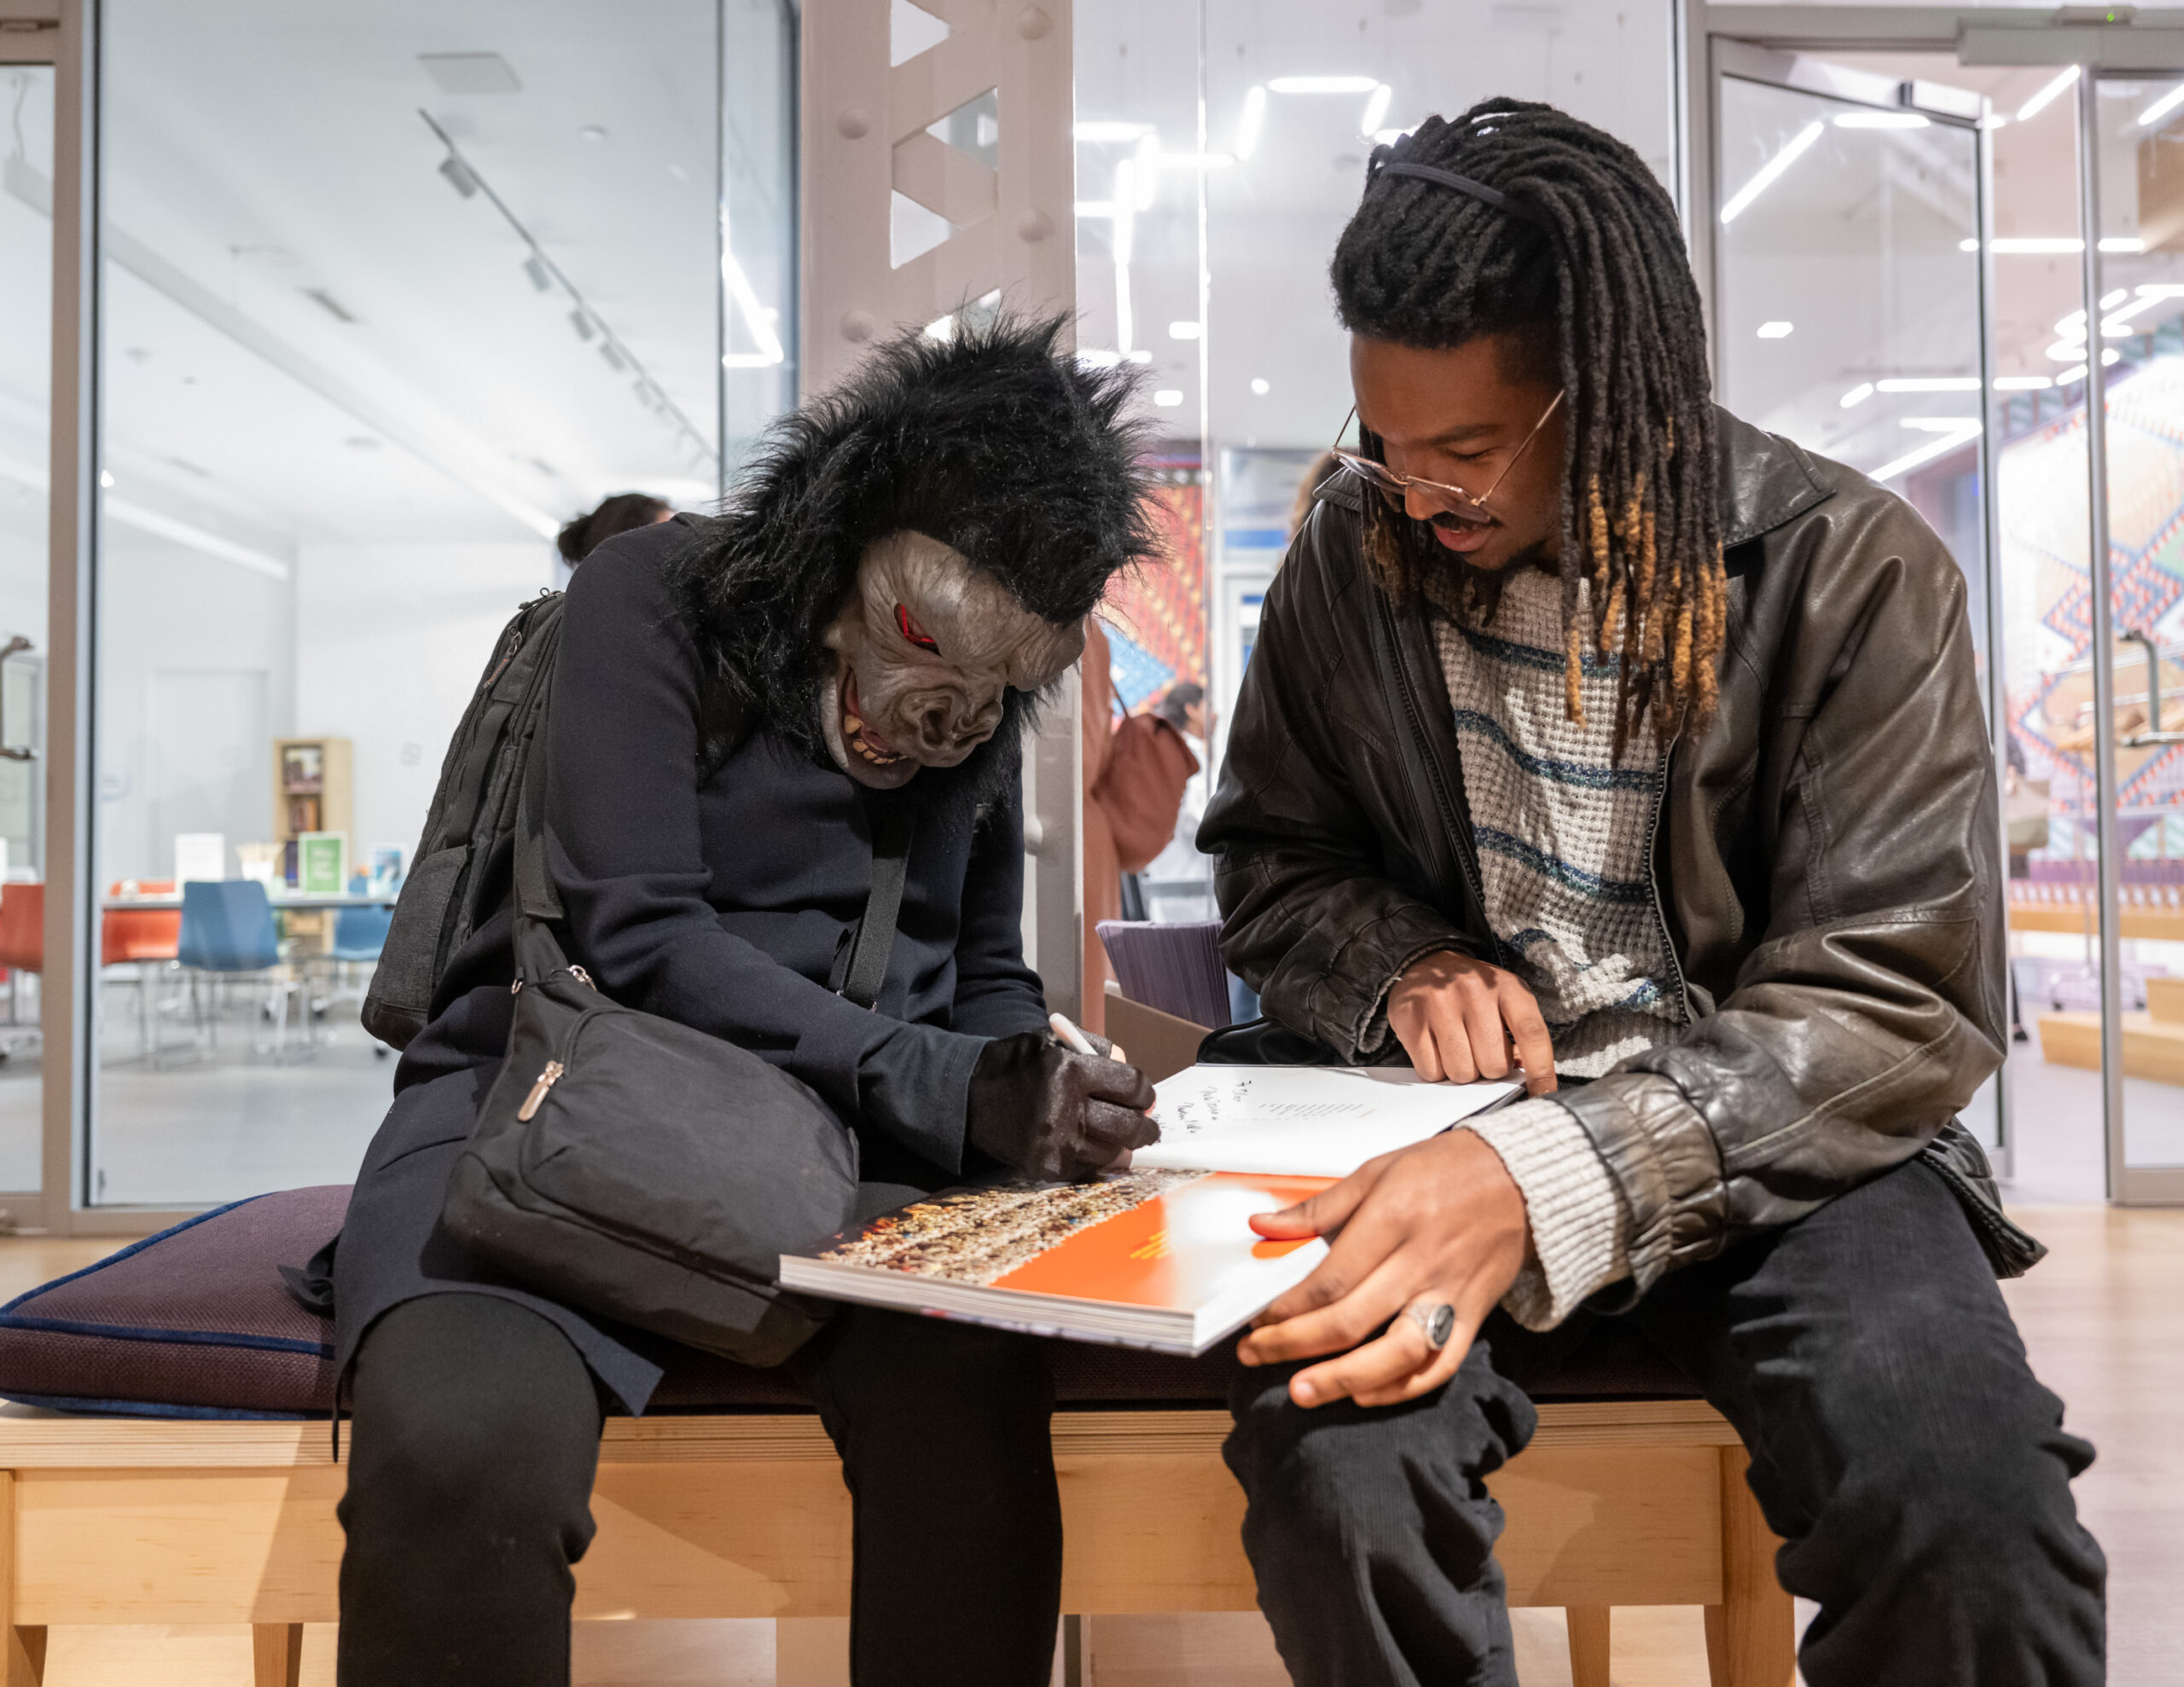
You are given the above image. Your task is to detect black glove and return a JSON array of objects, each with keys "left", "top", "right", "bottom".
[{"left": 967, "top": 1031, "right": 1160, "bottom": 1181}]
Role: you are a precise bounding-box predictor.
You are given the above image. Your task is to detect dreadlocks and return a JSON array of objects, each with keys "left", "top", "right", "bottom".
[{"left": 1330, "top": 99, "right": 1724, "bottom": 739}]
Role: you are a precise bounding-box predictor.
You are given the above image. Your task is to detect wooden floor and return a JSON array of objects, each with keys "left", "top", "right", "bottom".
[{"left": 0, "top": 1203, "right": 2173, "bottom": 1685}]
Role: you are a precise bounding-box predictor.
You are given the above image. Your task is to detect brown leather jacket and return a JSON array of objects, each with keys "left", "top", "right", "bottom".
[{"left": 1200, "top": 410, "right": 2038, "bottom": 1293}]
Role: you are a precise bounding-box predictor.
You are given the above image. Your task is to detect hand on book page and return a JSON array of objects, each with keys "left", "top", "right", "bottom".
[
  {"left": 1234, "top": 1129, "right": 1527, "bottom": 1409},
  {"left": 1386, "top": 950, "right": 1557, "bottom": 1096},
  {"left": 967, "top": 1031, "right": 1159, "bottom": 1180}
]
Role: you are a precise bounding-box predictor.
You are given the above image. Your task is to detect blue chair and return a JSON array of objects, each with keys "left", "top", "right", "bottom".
[
  {"left": 328, "top": 902, "right": 392, "bottom": 965},
  {"left": 317, "top": 884, "right": 395, "bottom": 1054},
  {"left": 176, "top": 880, "right": 300, "bottom": 1056}
]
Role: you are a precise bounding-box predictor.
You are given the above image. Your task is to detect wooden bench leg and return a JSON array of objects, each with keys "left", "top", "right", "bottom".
[
  {"left": 1705, "top": 1448, "right": 1795, "bottom": 1687},
  {"left": 0, "top": 1473, "right": 37, "bottom": 1687},
  {"left": 3, "top": 1629, "right": 42, "bottom": 1687},
  {"left": 251, "top": 1623, "right": 303, "bottom": 1687},
  {"left": 1565, "top": 1605, "right": 1610, "bottom": 1687}
]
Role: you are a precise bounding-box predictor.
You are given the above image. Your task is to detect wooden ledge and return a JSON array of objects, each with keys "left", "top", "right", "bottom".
[{"left": 0, "top": 1396, "right": 1732, "bottom": 1469}]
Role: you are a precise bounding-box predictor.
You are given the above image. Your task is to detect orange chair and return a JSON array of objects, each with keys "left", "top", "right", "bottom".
[
  {"left": 104, "top": 878, "right": 182, "bottom": 1061},
  {"left": 0, "top": 881, "right": 39, "bottom": 1046},
  {"left": 103, "top": 879, "right": 181, "bottom": 965}
]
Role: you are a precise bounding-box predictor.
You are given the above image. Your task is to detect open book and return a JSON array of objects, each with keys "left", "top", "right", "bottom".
[{"left": 776, "top": 1065, "right": 1518, "bottom": 1354}]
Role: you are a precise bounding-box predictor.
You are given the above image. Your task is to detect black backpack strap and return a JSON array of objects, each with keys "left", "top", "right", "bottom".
[
  {"left": 839, "top": 806, "right": 915, "bottom": 1011},
  {"left": 511, "top": 699, "right": 566, "bottom": 926}
]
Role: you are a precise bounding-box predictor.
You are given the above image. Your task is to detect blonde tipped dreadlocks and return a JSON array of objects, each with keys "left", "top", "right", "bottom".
[{"left": 1332, "top": 100, "right": 1727, "bottom": 741}]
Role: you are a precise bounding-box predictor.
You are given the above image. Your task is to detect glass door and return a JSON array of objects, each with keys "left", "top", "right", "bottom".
[
  {"left": 0, "top": 61, "right": 53, "bottom": 1200},
  {"left": 1709, "top": 46, "right": 2007, "bottom": 1162},
  {"left": 2079, "top": 70, "right": 2184, "bottom": 1203}
]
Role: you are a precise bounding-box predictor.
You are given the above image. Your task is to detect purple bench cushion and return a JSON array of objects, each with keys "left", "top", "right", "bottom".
[{"left": 0, "top": 1186, "right": 1691, "bottom": 1419}]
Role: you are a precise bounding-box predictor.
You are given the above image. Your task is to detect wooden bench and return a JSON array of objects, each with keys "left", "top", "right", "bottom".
[{"left": 0, "top": 1397, "right": 1793, "bottom": 1687}]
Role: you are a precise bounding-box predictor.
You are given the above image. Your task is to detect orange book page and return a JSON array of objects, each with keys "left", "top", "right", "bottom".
[{"left": 991, "top": 1171, "right": 1333, "bottom": 1311}]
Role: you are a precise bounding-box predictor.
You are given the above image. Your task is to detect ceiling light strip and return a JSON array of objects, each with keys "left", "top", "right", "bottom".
[
  {"left": 1719, "top": 122, "right": 1824, "bottom": 225},
  {"left": 420, "top": 109, "right": 718, "bottom": 472}
]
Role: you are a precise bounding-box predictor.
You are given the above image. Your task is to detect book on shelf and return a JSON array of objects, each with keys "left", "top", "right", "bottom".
[
  {"left": 777, "top": 1064, "right": 1518, "bottom": 1354},
  {"left": 281, "top": 744, "right": 323, "bottom": 794}
]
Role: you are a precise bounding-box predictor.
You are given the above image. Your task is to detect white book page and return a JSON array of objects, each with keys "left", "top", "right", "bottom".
[{"left": 1135, "top": 1065, "right": 1521, "bottom": 1179}]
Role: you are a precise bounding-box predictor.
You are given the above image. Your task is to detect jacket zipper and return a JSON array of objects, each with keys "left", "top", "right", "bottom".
[
  {"left": 517, "top": 1060, "right": 565, "bottom": 1121},
  {"left": 1644, "top": 719, "right": 1696, "bottom": 1024}
]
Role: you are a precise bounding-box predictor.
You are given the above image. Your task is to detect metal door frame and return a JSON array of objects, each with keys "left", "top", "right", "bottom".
[{"left": 1681, "top": 2, "right": 2184, "bottom": 1203}]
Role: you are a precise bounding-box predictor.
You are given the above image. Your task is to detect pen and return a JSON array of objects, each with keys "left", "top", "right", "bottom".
[{"left": 1048, "top": 1012, "right": 1099, "bottom": 1056}]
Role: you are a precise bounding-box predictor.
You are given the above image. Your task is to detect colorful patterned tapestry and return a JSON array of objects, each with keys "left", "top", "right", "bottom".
[
  {"left": 1098, "top": 455, "right": 1206, "bottom": 713},
  {"left": 2001, "top": 355, "right": 2184, "bottom": 838}
]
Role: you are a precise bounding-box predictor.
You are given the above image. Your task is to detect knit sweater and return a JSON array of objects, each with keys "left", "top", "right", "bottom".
[{"left": 1433, "top": 567, "right": 1682, "bottom": 1329}]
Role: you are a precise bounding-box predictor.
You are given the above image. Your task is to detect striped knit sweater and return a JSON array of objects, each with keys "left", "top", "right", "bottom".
[{"left": 1434, "top": 566, "right": 1682, "bottom": 1329}]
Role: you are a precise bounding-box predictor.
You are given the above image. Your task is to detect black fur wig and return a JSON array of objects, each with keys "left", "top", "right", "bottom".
[{"left": 669, "top": 313, "right": 1159, "bottom": 806}]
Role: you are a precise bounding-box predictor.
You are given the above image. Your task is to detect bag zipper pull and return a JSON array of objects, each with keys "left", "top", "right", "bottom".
[
  {"left": 517, "top": 1059, "right": 566, "bottom": 1121},
  {"left": 566, "top": 964, "right": 594, "bottom": 988}
]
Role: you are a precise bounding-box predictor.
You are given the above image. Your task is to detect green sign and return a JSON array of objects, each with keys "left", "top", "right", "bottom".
[{"left": 298, "top": 832, "right": 347, "bottom": 896}]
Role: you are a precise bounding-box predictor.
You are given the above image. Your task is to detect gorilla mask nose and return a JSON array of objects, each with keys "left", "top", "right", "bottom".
[{"left": 914, "top": 690, "right": 1003, "bottom": 759}]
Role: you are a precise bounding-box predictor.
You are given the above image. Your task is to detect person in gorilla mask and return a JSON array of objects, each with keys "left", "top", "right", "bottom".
[{"left": 323, "top": 317, "right": 1163, "bottom": 1687}]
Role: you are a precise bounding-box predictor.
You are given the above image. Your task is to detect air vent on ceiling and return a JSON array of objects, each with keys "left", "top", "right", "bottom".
[{"left": 420, "top": 52, "right": 522, "bottom": 96}]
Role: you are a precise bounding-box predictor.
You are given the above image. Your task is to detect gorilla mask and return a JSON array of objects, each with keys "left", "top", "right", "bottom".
[
  {"left": 820, "top": 530, "right": 1084, "bottom": 788},
  {"left": 669, "top": 314, "right": 1159, "bottom": 802}
]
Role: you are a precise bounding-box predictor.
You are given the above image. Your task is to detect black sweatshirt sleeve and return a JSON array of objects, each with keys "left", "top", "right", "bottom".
[
  {"left": 948, "top": 778, "right": 1052, "bottom": 1041},
  {"left": 541, "top": 533, "right": 985, "bottom": 1171}
]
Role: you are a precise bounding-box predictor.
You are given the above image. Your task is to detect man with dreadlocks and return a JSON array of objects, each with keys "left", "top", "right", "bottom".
[
  {"left": 1200, "top": 101, "right": 2102, "bottom": 1685},
  {"left": 320, "top": 316, "right": 1161, "bottom": 1687}
]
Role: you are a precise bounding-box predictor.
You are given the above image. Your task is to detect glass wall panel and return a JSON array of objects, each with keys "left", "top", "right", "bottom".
[
  {"left": 0, "top": 65, "right": 52, "bottom": 1194},
  {"left": 92, "top": 2, "right": 736, "bottom": 1206},
  {"left": 2090, "top": 71, "right": 2184, "bottom": 1186},
  {"left": 721, "top": 0, "right": 798, "bottom": 473},
  {"left": 1074, "top": 0, "right": 1674, "bottom": 940},
  {"left": 1709, "top": 67, "right": 2005, "bottom": 1152}
]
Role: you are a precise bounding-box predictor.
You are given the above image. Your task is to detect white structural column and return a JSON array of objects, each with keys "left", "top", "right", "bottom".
[{"left": 799, "top": 0, "right": 1084, "bottom": 1016}]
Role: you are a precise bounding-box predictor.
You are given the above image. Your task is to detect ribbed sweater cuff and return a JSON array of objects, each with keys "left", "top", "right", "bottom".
[{"left": 1464, "top": 1097, "right": 1631, "bottom": 1331}]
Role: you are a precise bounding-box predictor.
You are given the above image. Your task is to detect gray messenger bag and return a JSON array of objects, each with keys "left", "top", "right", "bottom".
[{"left": 439, "top": 699, "right": 909, "bottom": 1366}]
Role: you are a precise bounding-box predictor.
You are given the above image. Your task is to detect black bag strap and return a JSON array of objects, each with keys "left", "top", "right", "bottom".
[
  {"left": 839, "top": 805, "right": 914, "bottom": 1011},
  {"left": 513, "top": 678, "right": 915, "bottom": 1008}
]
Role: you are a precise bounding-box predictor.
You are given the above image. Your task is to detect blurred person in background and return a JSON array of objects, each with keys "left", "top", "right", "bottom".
[
  {"left": 1138, "top": 681, "right": 1217, "bottom": 925},
  {"left": 1081, "top": 620, "right": 1199, "bottom": 1032},
  {"left": 556, "top": 491, "right": 672, "bottom": 568}
]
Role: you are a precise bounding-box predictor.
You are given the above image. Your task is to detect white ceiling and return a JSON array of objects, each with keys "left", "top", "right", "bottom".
[
  {"left": 0, "top": 0, "right": 737, "bottom": 571},
  {"left": 1071, "top": 0, "right": 1676, "bottom": 455}
]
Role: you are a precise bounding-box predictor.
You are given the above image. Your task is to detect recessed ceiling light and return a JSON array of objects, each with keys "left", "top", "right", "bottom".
[
  {"left": 1153, "top": 389, "right": 1185, "bottom": 407},
  {"left": 1251, "top": 378, "right": 1270, "bottom": 396},
  {"left": 1833, "top": 111, "right": 1928, "bottom": 129},
  {"left": 1877, "top": 377, "right": 1981, "bottom": 392},
  {"left": 1169, "top": 321, "right": 1202, "bottom": 340},
  {"left": 1756, "top": 321, "right": 1793, "bottom": 339}
]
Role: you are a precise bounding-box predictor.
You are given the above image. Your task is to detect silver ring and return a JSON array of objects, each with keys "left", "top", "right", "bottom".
[{"left": 1406, "top": 1301, "right": 1457, "bottom": 1350}]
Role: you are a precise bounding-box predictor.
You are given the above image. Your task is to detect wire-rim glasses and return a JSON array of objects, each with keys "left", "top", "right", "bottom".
[{"left": 1330, "top": 390, "right": 1564, "bottom": 530}]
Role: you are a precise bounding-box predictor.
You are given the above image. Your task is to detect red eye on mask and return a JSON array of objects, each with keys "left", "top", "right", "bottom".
[{"left": 896, "top": 604, "right": 940, "bottom": 653}]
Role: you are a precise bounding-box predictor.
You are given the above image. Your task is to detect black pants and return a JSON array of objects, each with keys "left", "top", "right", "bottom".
[
  {"left": 1224, "top": 1159, "right": 2106, "bottom": 1687},
  {"left": 337, "top": 1294, "right": 1061, "bottom": 1687}
]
